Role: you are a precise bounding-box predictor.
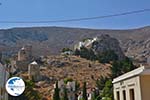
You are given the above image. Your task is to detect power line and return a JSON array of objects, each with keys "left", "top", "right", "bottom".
[{"left": 0, "top": 8, "right": 150, "bottom": 23}]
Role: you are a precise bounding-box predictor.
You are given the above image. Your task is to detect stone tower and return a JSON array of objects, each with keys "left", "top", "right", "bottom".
[
  {"left": 28, "top": 61, "right": 41, "bottom": 82},
  {"left": 18, "top": 47, "right": 26, "bottom": 61},
  {"left": 24, "top": 45, "right": 32, "bottom": 60},
  {"left": 16, "top": 45, "right": 32, "bottom": 71},
  {"left": 18, "top": 45, "right": 32, "bottom": 61}
]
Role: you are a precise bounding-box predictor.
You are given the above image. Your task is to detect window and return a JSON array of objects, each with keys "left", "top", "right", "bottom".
[
  {"left": 116, "top": 91, "right": 120, "bottom": 100},
  {"left": 129, "top": 89, "right": 135, "bottom": 100},
  {"left": 122, "top": 90, "right": 126, "bottom": 100}
]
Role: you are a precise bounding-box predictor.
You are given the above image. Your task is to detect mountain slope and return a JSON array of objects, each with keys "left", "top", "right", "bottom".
[{"left": 0, "top": 26, "right": 149, "bottom": 62}]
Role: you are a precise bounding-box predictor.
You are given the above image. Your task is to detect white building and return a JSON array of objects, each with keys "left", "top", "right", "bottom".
[
  {"left": 74, "top": 37, "right": 98, "bottom": 50},
  {"left": 0, "top": 63, "right": 9, "bottom": 100},
  {"left": 28, "top": 61, "right": 41, "bottom": 81},
  {"left": 66, "top": 81, "right": 76, "bottom": 92},
  {"left": 67, "top": 81, "right": 76, "bottom": 100},
  {"left": 53, "top": 80, "right": 76, "bottom": 100},
  {"left": 113, "top": 65, "right": 150, "bottom": 100}
]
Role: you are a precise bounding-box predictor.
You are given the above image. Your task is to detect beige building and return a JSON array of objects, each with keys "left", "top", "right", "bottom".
[{"left": 112, "top": 65, "right": 150, "bottom": 100}]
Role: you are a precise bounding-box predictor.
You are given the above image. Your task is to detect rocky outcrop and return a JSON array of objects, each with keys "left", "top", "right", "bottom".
[
  {"left": 91, "top": 34, "right": 125, "bottom": 60},
  {"left": 123, "top": 38, "right": 150, "bottom": 63},
  {"left": 74, "top": 34, "right": 125, "bottom": 61}
]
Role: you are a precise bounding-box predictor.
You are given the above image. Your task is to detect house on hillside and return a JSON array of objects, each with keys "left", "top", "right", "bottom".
[{"left": 112, "top": 65, "right": 150, "bottom": 100}]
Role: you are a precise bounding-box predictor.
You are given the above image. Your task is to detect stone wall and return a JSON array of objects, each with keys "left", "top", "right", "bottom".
[{"left": 16, "top": 61, "right": 29, "bottom": 71}]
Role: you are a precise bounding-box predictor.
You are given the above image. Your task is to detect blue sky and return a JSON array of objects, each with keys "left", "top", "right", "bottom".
[{"left": 0, "top": 0, "right": 150, "bottom": 29}]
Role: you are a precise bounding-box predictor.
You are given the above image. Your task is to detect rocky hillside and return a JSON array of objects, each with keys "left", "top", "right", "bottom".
[
  {"left": 35, "top": 55, "right": 110, "bottom": 99},
  {"left": 0, "top": 26, "right": 149, "bottom": 63},
  {"left": 92, "top": 34, "right": 125, "bottom": 60}
]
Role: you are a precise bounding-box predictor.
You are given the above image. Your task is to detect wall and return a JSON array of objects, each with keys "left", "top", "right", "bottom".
[
  {"left": 140, "top": 75, "right": 150, "bottom": 100},
  {"left": 0, "top": 64, "right": 9, "bottom": 100},
  {"left": 28, "top": 64, "right": 40, "bottom": 81},
  {"left": 16, "top": 61, "right": 29, "bottom": 71}
]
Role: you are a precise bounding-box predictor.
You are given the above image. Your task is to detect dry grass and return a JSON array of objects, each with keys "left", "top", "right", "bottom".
[{"left": 36, "top": 55, "right": 111, "bottom": 99}]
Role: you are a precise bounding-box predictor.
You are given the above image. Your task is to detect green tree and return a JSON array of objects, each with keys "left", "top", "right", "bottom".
[
  {"left": 100, "top": 80, "right": 113, "bottom": 100},
  {"left": 96, "top": 76, "right": 108, "bottom": 90},
  {"left": 74, "top": 49, "right": 80, "bottom": 56},
  {"left": 111, "top": 57, "right": 136, "bottom": 78},
  {"left": 75, "top": 80, "right": 80, "bottom": 92},
  {"left": 91, "top": 90, "right": 96, "bottom": 100},
  {"left": 82, "top": 82, "right": 87, "bottom": 100},
  {"left": 62, "top": 88, "right": 68, "bottom": 100},
  {"left": 64, "top": 78, "right": 73, "bottom": 84},
  {"left": 111, "top": 61, "right": 122, "bottom": 78},
  {"left": 80, "top": 46, "right": 90, "bottom": 59},
  {"left": 77, "top": 46, "right": 96, "bottom": 61},
  {"left": 97, "top": 50, "right": 118, "bottom": 64},
  {"left": 121, "top": 57, "right": 136, "bottom": 73},
  {"left": 92, "top": 90, "right": 100, "bottom": 100},
  {"left": 88, "top": 49, "right": 97, "bottom": 61},
  {"left": 53, "top": 81, "right": 60, "bottom": 100},
  {"left": 24, "top": 80, "right": 41, "bottom": 100},
  {"left": 62, "top": 48, "right": 72, "bottom": 52}
]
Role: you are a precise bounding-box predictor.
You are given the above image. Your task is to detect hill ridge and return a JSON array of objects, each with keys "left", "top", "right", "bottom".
[{"left": 0, "top": 26, "right": 149, "bottom": 63}]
